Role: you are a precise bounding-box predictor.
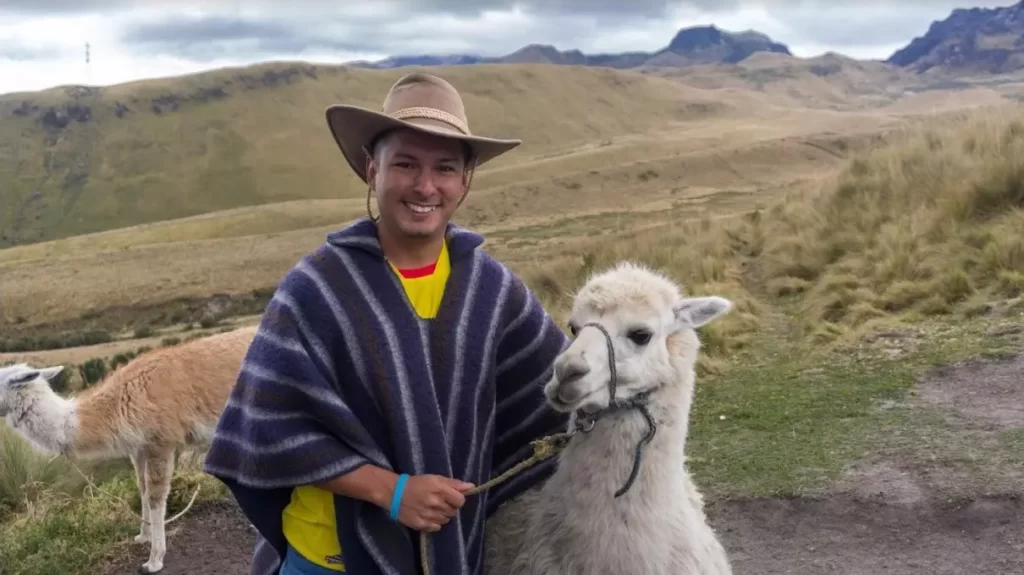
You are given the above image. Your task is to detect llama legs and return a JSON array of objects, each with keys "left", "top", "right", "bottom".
[
  {"left": 130, "top": 450, "right": 151, "bottom": 544},
  {"left": 138, "top": 444, "right": 175, "bottom": 574}
]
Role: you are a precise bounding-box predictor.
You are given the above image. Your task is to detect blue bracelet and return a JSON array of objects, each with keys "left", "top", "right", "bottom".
[{"left": 390, "top": 474, "right": 409, "bottom": 521}]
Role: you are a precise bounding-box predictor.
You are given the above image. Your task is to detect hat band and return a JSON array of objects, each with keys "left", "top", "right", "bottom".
[{"left": 388, "top": 106, "right": 470, "bottom": 136}]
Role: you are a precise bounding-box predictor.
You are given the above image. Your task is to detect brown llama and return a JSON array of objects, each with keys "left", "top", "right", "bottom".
[{"left": 0, "top": 325, "right": 256, "bottom": 574}]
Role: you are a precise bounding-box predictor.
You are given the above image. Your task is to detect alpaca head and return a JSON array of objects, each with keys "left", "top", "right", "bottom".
[
  {"left": 544, "top": 262, "right": 731, "bottom": 414},
  {"left": 0, "top": 363, "right": 65, "bottom": 416}
]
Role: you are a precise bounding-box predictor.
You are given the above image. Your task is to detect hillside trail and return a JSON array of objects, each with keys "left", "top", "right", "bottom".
[{"left": 102, "top": 350, "right": 1024, "bottom": 575}]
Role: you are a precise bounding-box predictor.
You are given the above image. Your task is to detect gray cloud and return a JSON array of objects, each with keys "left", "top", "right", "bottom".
[
  {"left": 0, "top": 0, "right": 147, "bottom": 15},
  {"left": 117, "top": 15, "right": 372, "bottom": 61},
  {"left": 4, "top": 0, "right": 1012, "bottom": 68},
  {"left": 0, "top": 43, "right": 64, "bottom": 61},
  {"left": 387, "top": 0, "right": 690, "bottom": 17},
  {"left": 763, "top": 1, "right": 1014, "bottom": 48},
  {"left": 120, "top": 16, "right": 289, "bottom": 45},
  {"left": 113, "top": 5, "right": 646, "bottom": 62},
  {"left": 0, "top": 0, "right": 717, "bottom": 18},
  {"left": 118, "top": 13, "right": 404, "bottom": 62}
]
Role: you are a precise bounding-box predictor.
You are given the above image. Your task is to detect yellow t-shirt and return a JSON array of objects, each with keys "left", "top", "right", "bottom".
[{"left": 281, "top": 240, "right": 451, "bottom": 571}]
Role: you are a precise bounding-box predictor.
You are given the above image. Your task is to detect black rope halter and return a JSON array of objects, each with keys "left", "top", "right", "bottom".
[{"left": 571, "top": 322, "right": 658, "bottom": 498}]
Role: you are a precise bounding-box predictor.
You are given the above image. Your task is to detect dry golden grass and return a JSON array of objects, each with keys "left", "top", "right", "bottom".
[
  {"left": 521, "top": 102, "right": 1024, "bottom": 352},
  {"left": 0, "top": 62, "right": 1019, "bottom": 349},
  {"left": 760, "top": 106, "right": 1024, "bottom": 333},
  {"left": 1, "top": 104, "right": 885, "bottom": 330}
]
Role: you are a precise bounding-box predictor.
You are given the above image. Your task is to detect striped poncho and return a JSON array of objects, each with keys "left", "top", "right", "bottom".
[{"left": 202, "top": 217, "right": 571, "bottom": 575}]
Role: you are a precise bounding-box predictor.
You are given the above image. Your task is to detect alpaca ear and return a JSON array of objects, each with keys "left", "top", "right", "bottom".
[
  {"left": 39, "top": 366, "right": 64, "bottom": 382},
  {"left": 673, "top": 296, "right": 732, "bottom": 329},
  {"left": 6, "top": 366, "right": 62, "bottom": 387},
  {"left": 38, "top": 364, "right": 64, "bottom": 382},
  {"left": 7, "top": 370, "right": 40, "bottom": 387}
]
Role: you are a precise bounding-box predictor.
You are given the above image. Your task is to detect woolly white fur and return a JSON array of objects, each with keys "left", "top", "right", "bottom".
[
  {"left": 484, "top": 261, "right": 734, "bottom": 575},
  {"left": 0, "top": 364, "right": 77, "bottom": 455}
]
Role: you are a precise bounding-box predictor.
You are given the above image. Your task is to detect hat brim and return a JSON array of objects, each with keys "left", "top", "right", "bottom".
[{"left": 325, "top": 104, "right": 521, "bottom": 183}]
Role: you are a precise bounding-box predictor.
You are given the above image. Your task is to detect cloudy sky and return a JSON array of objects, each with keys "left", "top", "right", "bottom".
[{"left": 0, "top": 0, "right": 1014, "bottom": 95}]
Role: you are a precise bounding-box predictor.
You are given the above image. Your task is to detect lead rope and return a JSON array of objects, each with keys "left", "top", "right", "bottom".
[{"left": 418, "top": 432, "right": 574, "bottom": 575}]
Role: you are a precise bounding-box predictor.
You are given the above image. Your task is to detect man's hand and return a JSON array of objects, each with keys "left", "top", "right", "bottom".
[
  {"left": 314, "top": 465, "right": 475, "bottom": 532},
  {"left": 395, "top": 474, "right": 475, "bottom": 532}
]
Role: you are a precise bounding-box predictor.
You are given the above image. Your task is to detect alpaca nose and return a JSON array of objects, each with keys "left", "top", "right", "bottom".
[{"left": 556, "top": 357, "right": 590, "bottom": 385}]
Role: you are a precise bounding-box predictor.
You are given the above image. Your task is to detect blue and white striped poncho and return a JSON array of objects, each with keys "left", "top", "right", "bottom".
[{"left": 203, "top": 217, "right": 570, "bottom": 575}]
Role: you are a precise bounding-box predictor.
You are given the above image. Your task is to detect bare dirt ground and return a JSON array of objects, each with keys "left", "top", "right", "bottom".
[
  {"left": 104, "top": 493, "right": 1024, "bottom": 575},
  {"left": 102, "top": 499, "right": 257, "bottom": 575},
  {"left": 713, "top": 494, "right": 1024, "bottom": 574},
  {"left": 102, "top": 352, "right": 1024, "bottom": 575}
]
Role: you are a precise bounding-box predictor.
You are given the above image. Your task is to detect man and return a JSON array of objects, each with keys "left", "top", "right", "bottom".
[{"left": 203, "top": 72, "right": 571, "bottom": 575}]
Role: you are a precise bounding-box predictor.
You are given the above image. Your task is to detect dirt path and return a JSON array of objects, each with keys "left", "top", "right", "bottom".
[
  {"left": 101, "top": 351, "right": 1024, "bottom": 574},
  {"left": 101, "top": 492, "right": 1024, "bottom": 575},
  {"left": 102, "top": 500, "right": 256, "bottom": 575},
  {"left": 714, "top": 494, "right": 1024, "bottom": 574}
]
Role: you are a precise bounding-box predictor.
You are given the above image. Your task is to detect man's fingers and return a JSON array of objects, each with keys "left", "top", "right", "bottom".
[
  {"left": 439, "top": 486, "right": 466, "bottom": 508},
  {"left": 425, "top": 494, "right": 457, "bottom": 514}
]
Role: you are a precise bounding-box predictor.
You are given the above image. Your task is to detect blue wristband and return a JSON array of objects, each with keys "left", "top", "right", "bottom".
[{"left": 390, "top": 473, "right": 409, "bottom": 521}]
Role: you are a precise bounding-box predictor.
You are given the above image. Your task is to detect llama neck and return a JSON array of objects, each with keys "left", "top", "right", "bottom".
[{"left": 6, "top": 384, "right": 77, "bottom": 455}]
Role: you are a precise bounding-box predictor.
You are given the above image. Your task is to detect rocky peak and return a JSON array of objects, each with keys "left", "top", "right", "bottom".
[
  {"left": 887, "top": 1, "right": 1024, "bottom": 73},
  {"left": 664, "top": 25, "right": 790, "bottom": 63},
  {"left": 668, "top": 25, "right": 727, "bottom": 51}
]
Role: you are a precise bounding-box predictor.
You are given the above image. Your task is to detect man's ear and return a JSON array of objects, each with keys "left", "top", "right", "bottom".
[
  {"left": 365, "top": 157, "right": 376, "bottom": 186},
  {"left": 673, "top": 296, "right": 732, "bottom": 329}
]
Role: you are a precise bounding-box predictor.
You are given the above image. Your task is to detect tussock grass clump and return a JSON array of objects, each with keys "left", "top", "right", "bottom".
[
  {"left": 755, "top": 107, "right": 1024, "bottom": 337},
  {"left": 0, "top": 475, "right": 142, "bottom": 574},
  {"left": 528, "top": 105, "right": 1024, "bottom": 348},
  {"left": 522, "top": 216, "right": 764, "bottom": 375},
  {"left": 0, "top": 426, "right": 84, "bottom": 519}
]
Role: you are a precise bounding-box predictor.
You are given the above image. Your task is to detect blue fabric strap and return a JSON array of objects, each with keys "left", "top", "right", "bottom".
[{"left": 390, "top": 474, "right": 409, "bottom": 521}]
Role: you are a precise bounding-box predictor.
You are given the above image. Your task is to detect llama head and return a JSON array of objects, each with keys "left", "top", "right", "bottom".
[
  {"left": 0, "top": 363, "right": 65, "bottom": 416},
  {"left": 544, "top": 262, "right": 731, "bottom": 414}
]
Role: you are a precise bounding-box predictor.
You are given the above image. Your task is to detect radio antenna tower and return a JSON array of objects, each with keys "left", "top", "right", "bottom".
[{"left": 85, "top": 41, "right": 91, "bottom": 85}]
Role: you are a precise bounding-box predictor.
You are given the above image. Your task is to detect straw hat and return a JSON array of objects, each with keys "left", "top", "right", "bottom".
[{"left": 325, "top": 72, "right": 521, "bottom": 183}]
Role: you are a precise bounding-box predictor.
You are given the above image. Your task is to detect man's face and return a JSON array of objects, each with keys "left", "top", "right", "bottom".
[{"left": 366, "top": 128, "right": 470, "bottom": 240}]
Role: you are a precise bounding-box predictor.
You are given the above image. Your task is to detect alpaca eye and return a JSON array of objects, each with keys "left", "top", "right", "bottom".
[
  {"left": 627, "top": 329, "right": 652, "bottom": 345},
  {"left": 568, "top": 323, "right": 579, "bottom": 337}
]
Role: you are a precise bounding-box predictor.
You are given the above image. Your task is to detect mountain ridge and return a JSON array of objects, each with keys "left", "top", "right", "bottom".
[
  {"left": 350, "top": 4, "right": 1024, "bottom": 75},
  {"left": 886, "top": 1, "right": 1024, "bottom": 73},
  {"left": 347, "top": 24, "right": 792, "bottom": 70}
]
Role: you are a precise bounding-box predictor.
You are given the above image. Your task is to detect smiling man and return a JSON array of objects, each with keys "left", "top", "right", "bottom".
[{"left": 203, "top": 73, "right": 571, "bottom": 575}]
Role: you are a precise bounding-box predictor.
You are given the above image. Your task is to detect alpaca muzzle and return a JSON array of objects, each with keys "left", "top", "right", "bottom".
[{"left": 550, "top": 356, "right": 591, "bottom": 405}]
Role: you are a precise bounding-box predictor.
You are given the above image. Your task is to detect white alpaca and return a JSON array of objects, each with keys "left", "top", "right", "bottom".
[
  {"left": 0, "top": 325, "right": 255, "bottom": 574},
  {"left": 484, "top": 261, "right": 734, "bottom": 575}
]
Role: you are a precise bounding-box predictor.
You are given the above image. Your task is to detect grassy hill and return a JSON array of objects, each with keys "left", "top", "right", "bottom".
[
  {"left": 0, "top": 62, "right": 731, "bottom": 247},
  {"left": 0, "top": 97, "right": 917, "bottom": 335}
]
